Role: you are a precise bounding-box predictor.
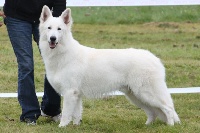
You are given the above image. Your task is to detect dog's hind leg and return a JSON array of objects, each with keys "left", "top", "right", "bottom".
[
  {"left": 59, "top": 89, "right": 81, "bottom": 127},
  {"left": 131, "top": 82, "right": 177, "bottom": 125},
  {"left": 173, "top": 110, "right": 181, "bottom": 124},
  {"left": 121, "top": 87, "right": 157, "bottom": 125}
]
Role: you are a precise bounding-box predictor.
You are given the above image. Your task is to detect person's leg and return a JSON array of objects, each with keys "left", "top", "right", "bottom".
[
  {"left": 5, "top": 17, "right": 40, "bottom": 122},
  {"left": 32, "top": 23, "right": 61, "bottom": 117}
]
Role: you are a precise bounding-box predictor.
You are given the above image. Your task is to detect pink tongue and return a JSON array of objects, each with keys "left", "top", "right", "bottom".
[{"left": 49, "top": 42, "right": 56, "bottom": 49}]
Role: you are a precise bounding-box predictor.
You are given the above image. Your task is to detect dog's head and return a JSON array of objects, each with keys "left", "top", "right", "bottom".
[{"left": 39, "top": 5, "right": 72, "bottom": 49}]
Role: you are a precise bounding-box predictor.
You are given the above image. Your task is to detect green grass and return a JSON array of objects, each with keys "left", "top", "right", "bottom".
[
  {"left": 70, "top": 6, "right": 200, "bottom": 24},
  {"left": 0, "top": 95, "right": 199, "bottom": 133},
  {"left": 0, "top": 6, "right": 200, "bottom": 133}
]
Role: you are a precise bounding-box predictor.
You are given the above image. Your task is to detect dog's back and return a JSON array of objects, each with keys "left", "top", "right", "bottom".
[{"left": 79, "top": 48, "right": 165, "bottom": 98}]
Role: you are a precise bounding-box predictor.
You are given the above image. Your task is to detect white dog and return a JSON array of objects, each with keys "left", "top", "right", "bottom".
[{"left": 39, "top": 6, "right": 180, "bottom": 127}]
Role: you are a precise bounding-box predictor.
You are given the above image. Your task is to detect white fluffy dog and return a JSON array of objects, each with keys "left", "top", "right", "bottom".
[{"left": 39, "top": 6, "right": 180, "bottom": 127}]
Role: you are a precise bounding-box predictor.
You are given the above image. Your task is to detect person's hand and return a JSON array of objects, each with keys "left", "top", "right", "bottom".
[
  {"left": 0, "top": 22, "right": 3, "bottom": 27},
  {"left": 0, "top": 11, "right": 6, "bottom": 27}
]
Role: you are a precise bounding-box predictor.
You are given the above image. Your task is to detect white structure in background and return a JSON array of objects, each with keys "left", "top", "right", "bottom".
[
  {"left": 67, "top": 0, "right": 200, "bottom": 6},
  {"left": 0, "top": 87, "right": 200, "bottom": 98}
]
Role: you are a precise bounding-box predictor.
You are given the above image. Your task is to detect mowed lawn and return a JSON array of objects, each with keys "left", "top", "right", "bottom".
[{"left": 0, "top": 6, "right": 200, "bottom": 133}]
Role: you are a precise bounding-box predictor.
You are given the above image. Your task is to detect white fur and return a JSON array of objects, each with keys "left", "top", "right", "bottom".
[{"left": 39, "top": 6, "right": 180, "bottom": 127}]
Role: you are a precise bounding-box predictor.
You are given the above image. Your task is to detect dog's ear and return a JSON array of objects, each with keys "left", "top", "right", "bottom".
[
  {"left": 61, "top": 8, "right": 71, "bottom": 25},
  {"left": 40, "top": 5, "right": 52, "bottom": 23}
]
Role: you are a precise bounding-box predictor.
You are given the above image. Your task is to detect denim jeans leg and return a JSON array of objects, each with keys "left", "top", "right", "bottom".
[
  {"left": 5, "top": 17, "right": 40, "bottom": 121},
  {"left": 32, "top": 23, "right": 61, "bottom": 117}
]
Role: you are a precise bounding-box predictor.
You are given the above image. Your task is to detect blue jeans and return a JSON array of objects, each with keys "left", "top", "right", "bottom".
[{"left": 5, "top": 17, "right": 61, "bottom": 121}]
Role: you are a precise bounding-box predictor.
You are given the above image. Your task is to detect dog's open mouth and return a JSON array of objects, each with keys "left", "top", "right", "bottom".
[{"left": 49, "top": 41, "right": 58, "bottom": 49}]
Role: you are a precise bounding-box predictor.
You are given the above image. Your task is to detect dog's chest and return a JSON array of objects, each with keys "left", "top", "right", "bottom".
[{"left": 47, "top": 73, "right": 63, "bottom": 94}]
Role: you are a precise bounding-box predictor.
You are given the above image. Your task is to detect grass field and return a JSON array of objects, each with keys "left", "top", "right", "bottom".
[
  {"left": 70, "top": 6, "right": 200, "bottom": 24},
  {"left": 0, "top": 6, "right": 200, "bottom": 132}
]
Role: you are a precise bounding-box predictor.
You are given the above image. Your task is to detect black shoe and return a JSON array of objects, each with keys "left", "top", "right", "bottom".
[{"left": 21, "top": 119, "right": 37, "bottom": 125}]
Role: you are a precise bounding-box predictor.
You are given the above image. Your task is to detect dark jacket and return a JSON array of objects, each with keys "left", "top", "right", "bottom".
[{"left": 3, "top": 0, "right": 66, "bottom": 23}]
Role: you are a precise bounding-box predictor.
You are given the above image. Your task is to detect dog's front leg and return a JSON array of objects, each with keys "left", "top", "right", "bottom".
[
  {"left": 59, "top": 89, "right": 80, "bottom": 127},
  {"left": 72, "top": 96, "right": 83, "bottom": 125}
]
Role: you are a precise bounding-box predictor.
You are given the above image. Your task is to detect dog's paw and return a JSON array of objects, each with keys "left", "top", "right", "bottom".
[
  {"left": 73, "top": 119, "right": 82, "bottom": 125},
  {"left": 175, "top": 121, "right": 181, "bottom": 125},
  {"left": 59, "top": 123, "right": 68, "bottom": 127},
  {"left": 59, "top": 120, "right": 70, "bottom": 127}
]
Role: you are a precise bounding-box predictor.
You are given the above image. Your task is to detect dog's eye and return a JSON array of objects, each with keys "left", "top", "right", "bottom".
[
  {"left": 48, "top": 27, "right": 51, "bottom": 29},
  {"left": 58, "top": 27, "right": 61, "bottom": 30}
]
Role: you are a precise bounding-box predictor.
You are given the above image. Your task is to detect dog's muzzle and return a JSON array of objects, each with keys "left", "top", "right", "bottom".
[{"left": 49, "top": 36, "right": 58, "bottom": 49}]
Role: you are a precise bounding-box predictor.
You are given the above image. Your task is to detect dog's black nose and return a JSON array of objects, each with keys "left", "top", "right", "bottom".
[{"left": 50, "top": 36, "right": 56, "bottom": 42}]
